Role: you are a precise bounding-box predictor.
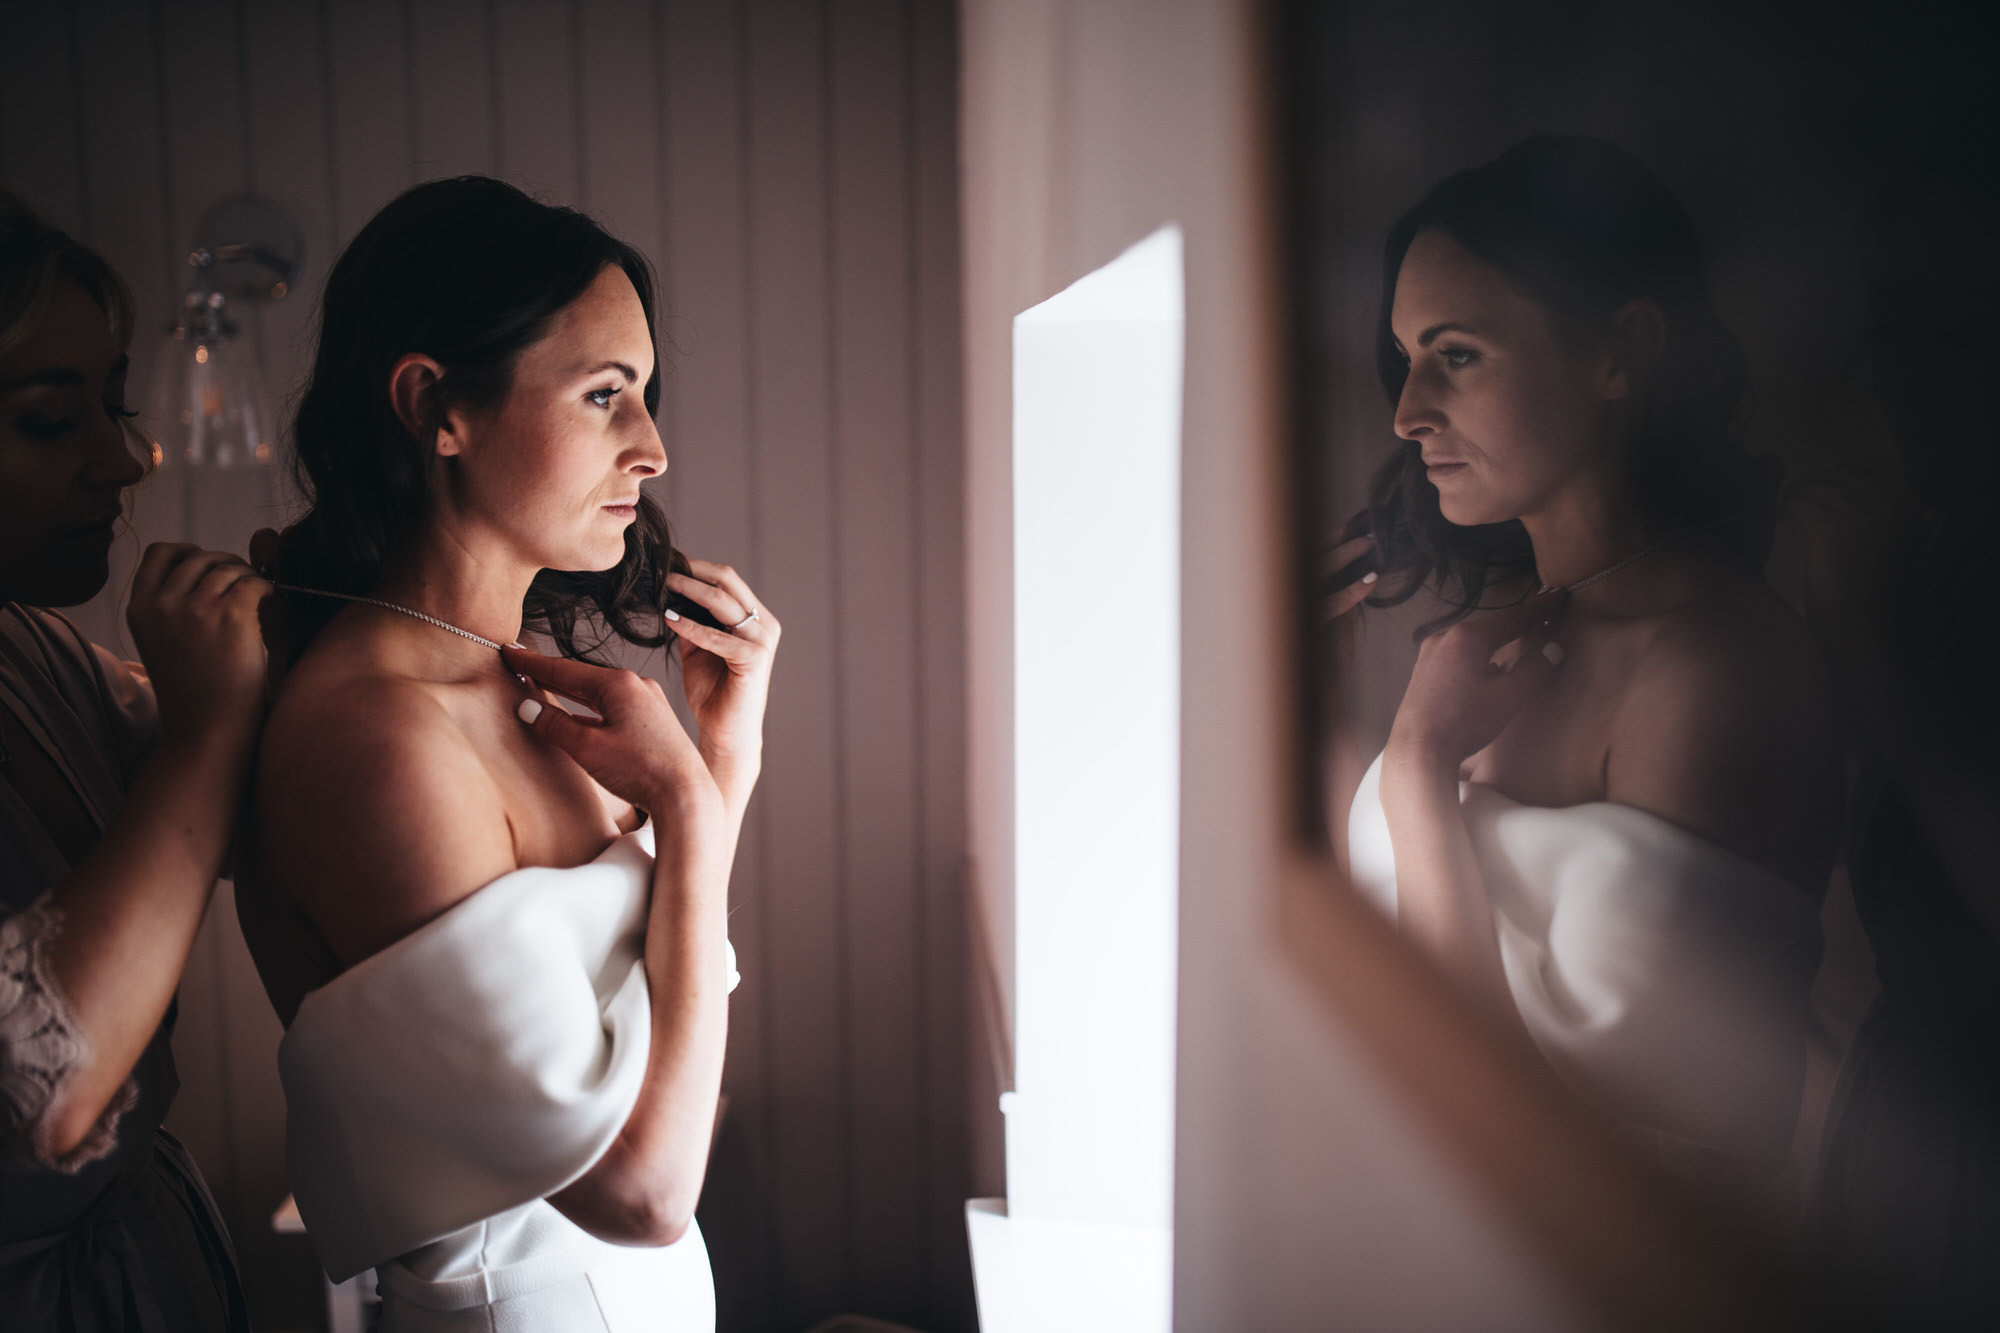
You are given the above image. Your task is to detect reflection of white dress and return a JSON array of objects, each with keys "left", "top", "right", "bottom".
[
  {"left": 1348, "top": 754, "right": 1821, "bottom": 1180},
  {"left": 279, "top": 824, "right": 738, "bottom": 1331}
]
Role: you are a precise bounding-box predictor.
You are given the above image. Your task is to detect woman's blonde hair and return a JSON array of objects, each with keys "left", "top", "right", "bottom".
[
  {"left": 1, "top": 187, "right": 156, "bottom": 477},
  {"left": 0, "top": 188, "right": 137, "bottom": 362}
]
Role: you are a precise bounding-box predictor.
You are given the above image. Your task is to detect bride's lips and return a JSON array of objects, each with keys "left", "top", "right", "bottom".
[
  {"left": 1424, "top": 459, "right": 1468, "bottom": 480},
  {"left": 601, "top": 499, "right": 640, "bottom": 518}
]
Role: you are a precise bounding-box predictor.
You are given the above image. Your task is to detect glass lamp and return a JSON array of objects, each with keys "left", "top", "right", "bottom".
[
  {"left": 161, "top": 197, "right": 302, "bottom": 470},
  {"left": 168, "top": 285, "right": 270, "bottom": 468}
]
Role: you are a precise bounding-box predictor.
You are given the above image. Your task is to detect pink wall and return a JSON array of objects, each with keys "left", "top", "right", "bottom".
[{"left": 0, "top": 3, "right": 973, "bottom": 1329}]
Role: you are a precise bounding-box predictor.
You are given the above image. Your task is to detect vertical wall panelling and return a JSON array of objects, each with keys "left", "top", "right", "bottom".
[
  {"left": 576, "top": 0, "right": 664, "bottom": 248},
  {"left": 0, "top": 1, "right": 86, "bottom": 236},
  {"left": 493, "top": 0, "right": 580, "bottom": 200},
  {"left": 10, "top": 5, "right": 971, "bottom": 1328},
  {"left": 242, "top": 0, "right": 339, "bottom": 459},
  {"left": 322, "top": 0, "right": 417, "bottom": 243},
  {"left": 742, "top": 0, "right": 848, "bottom": 1318},
  {"left": 909, "top": 2, "right": 979, "bottom": 1324},
  {"left": 408, "top": 0, "right": 499, "bottom": 180},
  {"left": 827, "top": 0, "right": 926, "bottom": 1321}
]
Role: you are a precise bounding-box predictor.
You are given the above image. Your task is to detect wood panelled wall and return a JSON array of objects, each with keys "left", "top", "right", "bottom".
[{"left": 0, "top": 3, "right": 972, "bottom": 1330}]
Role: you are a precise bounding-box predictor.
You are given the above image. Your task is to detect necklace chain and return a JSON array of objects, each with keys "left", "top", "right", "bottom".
[
  {"left": 273, "top": 583, "right": 520, "bottom": 652},
  {"left": 1539, "top": 530, "right": 1691, "bottom": 594},
  {"left": 1536, "top": 508, "right": 1766, "bottom": 595}
]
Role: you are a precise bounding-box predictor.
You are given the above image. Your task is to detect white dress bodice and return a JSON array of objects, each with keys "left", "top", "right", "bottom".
[
  {"left": 1348, "top": 753, "right": 1822, "bottom": 1179},
  {"left": 280, "top": 822, "right": 737, "bottom": 1331}
]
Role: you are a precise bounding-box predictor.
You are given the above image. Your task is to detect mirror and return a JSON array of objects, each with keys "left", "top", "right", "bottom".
[{"left": 1278, "top": 2, "right": 2000, "bottom": 1324}]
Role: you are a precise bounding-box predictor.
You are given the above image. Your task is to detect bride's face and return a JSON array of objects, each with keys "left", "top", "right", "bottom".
[
  {"left": 446, "top": 265, "right": 665, "bottom": 573},
  {"left": 1388, "top": 229, "right": 1620, "bottom": 527}
]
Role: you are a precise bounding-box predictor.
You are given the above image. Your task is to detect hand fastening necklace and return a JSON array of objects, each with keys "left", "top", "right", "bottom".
[{"left": 272, "top": 584, "right": 524, "bottom": 652}]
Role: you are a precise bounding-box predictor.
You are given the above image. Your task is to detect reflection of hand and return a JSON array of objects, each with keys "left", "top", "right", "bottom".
[
  {"left": 1386, "top": 588, "right": 1567, "bottom": 768},
  {"left": 126, "top": 543, "right": 273, "bottom": 754},
  {"left": 1784, "top": 457, "right": 1912, "bottom": 653},
  {"left": 1319, "top": 534, "right": 1377, "bottom": 680},
  {"left": 658, "top": 558, "right": 780, "bottom": 817},
  {"left": 1320, "top": 534, "right": 1378, "bottom": 621}
]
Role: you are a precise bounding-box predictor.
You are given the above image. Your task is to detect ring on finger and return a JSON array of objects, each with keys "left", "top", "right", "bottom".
[{"left": 729, "top": 607, "right": 760, "bottom": 632}]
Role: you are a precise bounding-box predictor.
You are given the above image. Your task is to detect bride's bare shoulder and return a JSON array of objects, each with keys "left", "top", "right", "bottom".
[
  {"left": 256, "top": 661, "right": 518, "bottom": 966},
  {"left": 1607, "top": 565, "right": 1841, "bottom": 886}
]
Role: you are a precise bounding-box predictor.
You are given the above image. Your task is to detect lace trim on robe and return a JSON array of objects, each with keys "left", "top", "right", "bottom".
[{"left": 0, "top": 894, "right": 138, "bottom": 1171}]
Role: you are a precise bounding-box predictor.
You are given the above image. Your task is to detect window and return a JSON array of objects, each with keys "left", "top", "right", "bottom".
[{"left": 968, "top": 226, "right": 1184, "bottom": 1333}]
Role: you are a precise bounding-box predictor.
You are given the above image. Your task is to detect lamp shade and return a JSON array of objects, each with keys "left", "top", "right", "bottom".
[{"left": 166, "top": 289, "right": 272, "bottom": 469}]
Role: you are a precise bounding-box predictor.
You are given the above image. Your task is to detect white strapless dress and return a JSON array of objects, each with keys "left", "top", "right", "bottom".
[
  {"left": 279, "top": 823, "right": 738, "bottom": 1331},
  {"left": 1348, "top": 754, "right": 1821, "bottom": 1180}
]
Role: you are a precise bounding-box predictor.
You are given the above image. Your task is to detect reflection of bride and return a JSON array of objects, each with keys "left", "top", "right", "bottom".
[
  {"left": 236, "top": 178, "right": 779, "bottom": 1330},
  {"left": 1328, "top": 137, "right": 1842, "bottom": 1187}
]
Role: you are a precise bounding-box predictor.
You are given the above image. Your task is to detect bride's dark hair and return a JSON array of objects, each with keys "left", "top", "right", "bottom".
[
  {"left": 1344, "top": 135, "right": 1772, "bottom": 633},
  {"left": 276, "top": 175, "right": 682, "bottom": 664}
]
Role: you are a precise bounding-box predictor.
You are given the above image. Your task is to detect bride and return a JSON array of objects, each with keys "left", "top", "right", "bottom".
[
  {"left": 236, "top": 177, "right": 777, "bottom": 1329},
  {"left": 1329, "top": 136, "right": 1843, "bottom": 1189}
]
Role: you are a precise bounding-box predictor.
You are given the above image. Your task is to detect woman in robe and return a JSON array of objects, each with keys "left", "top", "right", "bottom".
[
  {"left": 0, "top": 192, "right": 262, "bottom": 1327},
  {"left": 236, "top": 177, "right": 776, "bottom": 1330},
  {"left": 1328, "top": 136, "right": 1843, "bottom": 1190}
]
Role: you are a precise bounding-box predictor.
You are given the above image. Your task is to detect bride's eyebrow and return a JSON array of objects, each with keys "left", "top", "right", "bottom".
[
  {"left": 1417, "top": 320, "right": 1483, "bottom": 346},
  {"left": 573, "top": 359, "right": 639, "bottom": 383}
]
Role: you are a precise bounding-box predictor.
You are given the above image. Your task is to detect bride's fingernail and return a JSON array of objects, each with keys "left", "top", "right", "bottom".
[
  {"left": 665, "top": 608, "right": 682, "bottom": 622},
  {"left": 1541, "top": 641, "right": 1565, "bottom": 666},
  {"left": 517, "top": 698, "right": 543, "bottom": 724},
  {"left": 1361, "top": 571, "right": 1378, "bottom": 585}
]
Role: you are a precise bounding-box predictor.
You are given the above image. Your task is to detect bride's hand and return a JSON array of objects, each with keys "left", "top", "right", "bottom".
[
  {"left": 1386, "top": 588, "right": 1568, "bottom": 770},
  {"left": 502, "top": 647, "right": 723, "bottom": 824},
  {"left": 661, "top": 558, "right": 780, "bottom": 811},
  {"left": 1320, "top": 533, "right": 1378, "bottom": 626},
  {"left": 1319, "top": 532, "right": 1378, "bottom": 685}
]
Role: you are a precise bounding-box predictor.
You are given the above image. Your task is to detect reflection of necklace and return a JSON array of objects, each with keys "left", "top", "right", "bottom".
[
  {"left": 274, "top": 584, "right": 523, "bottom": 652},
  {"left": 1537, "top": 529, "right": 1695, "bottom": 594},
  {"left": 1536, "top": 507, "right": 1767, "bottom": 595}
]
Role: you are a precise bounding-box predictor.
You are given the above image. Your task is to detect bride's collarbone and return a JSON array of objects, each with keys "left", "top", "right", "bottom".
[
  {"left": 280, "top": 662, "right": 632, "bottom": 871},
  {"left": 1461, "top": 633, "right": 1634, "bottom": 804},
  {"left": 467, "top": 702, "right": 636, "bottom": 870}
]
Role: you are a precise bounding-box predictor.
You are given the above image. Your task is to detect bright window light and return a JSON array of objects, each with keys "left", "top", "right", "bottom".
[{"left": 979, "top": 225, "right": 1182, "bottom": 1333}]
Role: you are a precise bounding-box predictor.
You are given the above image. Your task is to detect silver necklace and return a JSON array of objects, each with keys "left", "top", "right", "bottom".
[
  {"left": 1536, "top": 508, "right": 1765, "bottom": 595},
  {"left": 1537, "top": 529, "right": 1693, "bottom": 594},
  {"left": 273, "top": 583, "right": 522, "bottom": 652}
]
